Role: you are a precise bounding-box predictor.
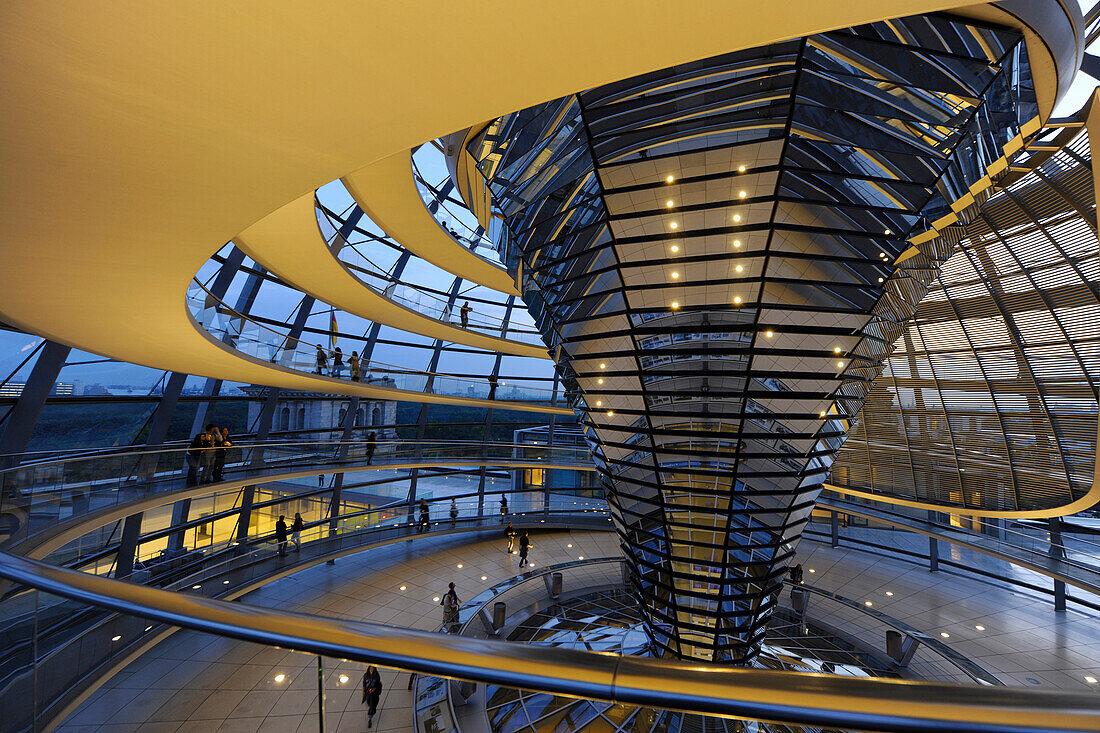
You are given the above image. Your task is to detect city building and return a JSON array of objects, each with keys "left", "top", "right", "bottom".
[{"left": 0, "top": 2, "right": 1099, "bottom": 732}]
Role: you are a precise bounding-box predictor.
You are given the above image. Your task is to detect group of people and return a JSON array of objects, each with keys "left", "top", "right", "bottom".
[
  {"left": 274, "top": 512, "right": 306, "bottom": 557},
  {"left": 185, "top": 424, "right": 232, "bottom": 486},
  {"left": 314, "top": 344, "right": 364, "bottom": 382}
]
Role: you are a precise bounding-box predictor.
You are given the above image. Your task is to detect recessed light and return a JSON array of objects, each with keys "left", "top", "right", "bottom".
[
  {"left": 765, "top": 330, "right": 774, "bottom": 338},
  {"left": 666, "top": 200, "right": 674, "bottom": 208},
  {"left": 669, "top": 222, "right": 678, "bottom": 229},
  {"left": 864, "top": 601, "right": 873, "bottom": 607},
  {"left": 433, "top": 596, "right": 440, "bottom": 602},
  {"left": 579, "top": 556, "right": 585, "bottom": 560},
  {"left": 808, "top": 569, "right": 815, "bottom": 573},
  {"left": 606, "top": 411, "right": 614, "bottom": 417},
  {"left": 597, "top": 378, "right": 604, "bottom": 384},
  {"left": 735, "top": 265, "right": 743, "bottom": 273},
  {"left": 738, "top": 165, "right": 746, "bottom": 172},
  {"left": 223, "top": 579, "right": 230, "bottom": 585},
  {"left": 339, "top": 674, "right": 350, "bottom": 684},
  {"left": 666, "top": 175, "right": 675, "bottom": 183},
  {"left": 878, "top": 277, "right": 884, "bottom": 283},
  {"left": 481, "top": 575, "right": 488, "bottom": 581},
  {"left": 274, "top": 674, "right": 286, "bottom": 683},
  {"left": 111, "top": 635, "right": 122, "bottom": 642},
  {"left": 833, "top": 346, "right": 842, "bottom": 354},
  {"left": 884, "top": 229, "right": 892, "bottom": 235},
  {"left": 837, "top": 361, "right": 846, "bottom": 368},
  {"left": 1085, "top": 676, "right": 1097, "bottom": 684},
  {"left": 940, "top": 632, "right": 950, "bottom": 638},
  {"left": 671, "top": 301, "right": 680, "bottom": 309},
  {"left": 819, "top": 411, "right": 826, "bottom": 417},
  {"left": 975, "top": 625, "right": 985, "bottom": 631},
  {"left": 457, "top": 564, "right": 463, "bottom": 568},
  {"left": 885, "top": 591, "right": 894, "bottom": 597},
  {"left": 733, "top": 296, "right": 742, "bottom": 305},
  {"left": 596, "top": 400, "right": 602, "bottom": 407},
  {"left": 733, "top": 240, "right": 742, "bottom": 248},
  {"left": 400, "top": 585, "right": 407, "bottom": 590},
  {"left": 599, "top": 363, "right": 606, "bottom": 369},
  {"left": 670, "top": 245, "right": 679, "bottom": 252},
  {"left": 144, "top": 626, "right": 153, "bottom": 632},
  {"left": 739, "top": 191, "right": 747, "bottom": 198},
  {"left": 192, "top": 585, "right": 201, "bottom": 590},
  {"left": 670, "top": 271, "right": 679, "bottom": 279},
  {"left": 733, "top": 214, "right": 742, "bottom": 222},
  {"left": 568, "top": 544, "right": 573, "bottom": 548}
]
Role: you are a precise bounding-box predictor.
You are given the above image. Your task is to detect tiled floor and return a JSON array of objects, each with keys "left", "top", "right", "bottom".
[{"left": 58, "top": 530, "right": 1100, "bottom": 732}]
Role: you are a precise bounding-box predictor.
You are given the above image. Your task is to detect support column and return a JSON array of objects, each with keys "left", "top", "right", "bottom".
[
  {"left": 928, "top": 511, "right": 940, "bottom": 572},
  {"left": 0, "top": 341, "right": 70, "bottom": 467},
  {"left": 114, "top": 512, "right": 144, "bottom": 578},
  {"left": 1050, "top": 517, "right": 1067, "bottom": 611},
  {"left": 830, "top": 511, "right": 839, "bottom": 548}
]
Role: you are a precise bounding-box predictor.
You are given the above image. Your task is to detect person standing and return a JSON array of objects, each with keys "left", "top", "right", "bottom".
[
  {"left": 291, "top": 512, "right": 304, "bottom": 552},
  {"left": 332, "top": 347, "right": 344, "bottom": 378},
  {"left": 487, "top": 373, "right": 498, "bottom": 400},
  {"left": 362, "top": 665, "right": 382, "bottom": 728},
  {"left": 365, "top": 431, "right": 376, "bottom": 465},
  {"left": 500, "top": 496, "right": 508, "bottom": 523},
  {"left": 505, "top": 522, "right": 515, "bottom": 554},
  {"left": 315, "top": 344, "right": 328, "bottom": 375},
  {"left": 184, "top": 430, "right": 206, "bottom": 487},
  {"left": 275, "top": 515, "right": 289, "bottom": 557},
  {"left": 350, "top": 351, "right": 361, "bottom": 382},
  {"left": 199, "top": 424, "right": 217, "bottom": 484},
  {"left": 460, "top": 301, "right": 471, "bottom": 328},
  {"left": 518, "top": 530, "right": 530, "bottom": 568},
  {"left": 440, "top": 582, "right": 460, "bottom": 625},
  {"left": 789, "top": 563, "right": 804, "bottom": 585},
  {"left": 417, "top": 499, "right": 430, "bottom": 533},
  {"left": 449, "top": 498, "right": 459, "bottom": 526},
  {"left": 212, "top": 427, "right": 231, "bottom": 482}
]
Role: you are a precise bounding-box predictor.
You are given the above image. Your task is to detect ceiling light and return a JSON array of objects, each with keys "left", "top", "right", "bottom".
[
  {"left": 733, "top": 296, "right": 742, "bottom": 305},
  {"left": 670, "top": 245, "right": 679, "bottom": 253},
  {"left": 666, "top": 200, "right": 674, "bottom": 207},
  {"left": 837, "top": 361, "right": 846, "bottom": 368},
  {"left": 738, "top": 165, "right": 746, "bottom": 172},
  {"left": 670, "top": 271, "right": 679, "bottom": 279},
  {"left": 339, "top": 674, "right": 350, "bottom": 684},
  {"left": 975, "top": 625, "right": 985, "bottom": 631},
  {"left": 739, "top": 191, "right": 747, "bottom": 198},
  {"left": 671, "top": 301, "right": 680, "bottom": 309},
  {"left": 733, "top": 240, "right": 742, "bottom": 247},
  {"left": 940, "top": 632, "right": 950, "bottom": 638},
  {"left": 733, "top": 214, "right": 742, "bottom": 222},
  {"left": 669, "top": 221, "right": 678, "bottom": 229},
  {"left": 111, "top": 635, "right": 122, "bottom": 642},
  {"left": 666, "top": 175, "right": 675, "bottom": 183},
  {"left": 765, "top": 330, "right": 774, "bottom": 338},
  {"left": 274, "top": 674, "right": 286, "bottom": 683},
  {"left": 735, "top": 265, "right": 743, "bottom": 273}
]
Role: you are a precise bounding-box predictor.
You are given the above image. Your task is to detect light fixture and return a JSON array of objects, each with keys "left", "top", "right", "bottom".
[
  {"left": 884, "top": 229, "right": 892, "bottom": 235},
  {"left": 599, "top": 363, "right": 606, "bottom": 369},
  {"left": 739, "top": 191, "right": 747, "bottom": 198},
  {"left": 144, "top": 626, "right": 153, "bottom": 632},
  {"left": 733, "top": 296, "right": 742, "bottom": 305},
  {"left": 885, "top": 591, "right": 894, "bottom": 597},
  {"left": 837, "top": 361, "right": 845, "bottom": 368},
  {"left": 670, "top": 244, "right": 679, "bottom": 253},
  {"left": 669, "top": 221, "right": 678, "bottom": 230},
  {"left": 666, "top": 175, "right": 675, "bottom": 183},
  {"left": 878, "top": 277, "right": 884, "bottom": 283},
  {"left": 223, "top": 579, "right": 230, "bottom": 585},
  {"left": 1085, "top": 676, "right": 1097, "bottom": 684},
  {"left": 274, "top": 674, "right": 286, "bottom": 683},
  {"left": 808, "top": 569, "right": 816, "bottom": 573},
  {"left": 400, "top": 585, "right": 407, "bottom": 591},
  {"left": 940, "top": 632, "right": 950, "bottom": 638},
  {"left": 864, "top": 601, "right": 872, "bottom": 607},
  {"left": 735, "top": 265, "right": 743, "bottom": 273},
  {"left": 733, "top": 240, "right": 742, "bottom": 247},
  {"left": 833, "top": 346, "right": 842, "bottom": 354},
  {"left": 732, "top": 214, "right": 742, "bottom": 222},
  {"left": 192, "top": 584, "right": 201, "bottom": 590},
  {"left": 481, "top": 575, "right": 488, "bottom": 580},
  {"left": 579, "top": 556, "right": 585, "bottom": 560},
  {"left": 671, "top": 301, "right": 680, "bottom": 309},
  {"left": 111, "top": 635, "right": 122, "bottom": 642},
  {"left": 339, "top": 674, "right": 350, "bottom": 684},
  {"left": 597, "top": 378, "right": 604, "bottom": 384},
  {"left": 765, "top": 330, "right": 774, "bottom": 338},
  {"left": 457, "top": 564, "right": 463, "bottom": 568},
  {"left": 975, "top": 625, "right": 985, "bottom": 631},
  {"left": 596, "top": 400, "right": 603, "bottom": 407},
  {"left": 670, "top": 271, "right": 680, "bottom": 279},
  {"left": 567, "top": 544, "right": 573, "bottom": 547},
  {"left": 607, "top": 410, "right": 614, "bottom": 416},
  {"left": 738, "top": 165, "right": 746, "bottom": 172},
  {"left": 433, "top": 596, "right": 440, "bottom": 602},
  {"left": 666, "top": 200, "right": 674, "bottom": 207}
]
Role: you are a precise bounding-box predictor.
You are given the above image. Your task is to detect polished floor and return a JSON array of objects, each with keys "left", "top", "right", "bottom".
[{"left": 58, "top": 529, "right": 1100, "bottom": 732}]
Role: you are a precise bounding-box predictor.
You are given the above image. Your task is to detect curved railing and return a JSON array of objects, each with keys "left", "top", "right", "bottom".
[
  {"left": 316, "top": 200, "right": 543, "bottom": 346},
  {"left": 2, "top": 551, "right": 1098, "bottom": 733},
  {"left": 187, "top": 278, "right": 561, "bottom": 402}
]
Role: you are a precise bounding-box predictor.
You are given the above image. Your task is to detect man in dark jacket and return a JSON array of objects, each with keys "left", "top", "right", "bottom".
[
  {"left": 275, "top": 515, "right": 289, "bottom": 557},
  {"left": 518, "top": 530, "right": 530, "bottom": 568}
]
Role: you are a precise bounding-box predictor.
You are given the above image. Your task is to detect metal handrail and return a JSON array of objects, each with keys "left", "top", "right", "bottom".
[{"left": 0, "top": 552, "right": 1096, "bottom": 732}]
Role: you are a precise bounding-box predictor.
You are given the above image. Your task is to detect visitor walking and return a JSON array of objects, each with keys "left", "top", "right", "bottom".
[
  {"left": 449, "top": 498, "right": 459, "bottom": 526},
  {"left": 487, "top": 373, "right": 498, "bottom": 400},
  {"left": 518, "top": 530, "right": 530, "bottom": 568},
  {"left": 275, "top": 515, "right": 289, "bottom": 557},
  {"left": 500, "top": 496, "right": 508, "bottom": 523},
  {"left": 418, "top": 499, "right": 430, "bottom": 533},
  {"left": 440, "top": 582, "right": 460, "bottom": 625},
  {"left": 318, "top": 473, "right": 325, "bottom": 488},
  {"left": 350, "top": 351, "right": 361, "bottom": 382},
  {"left": 505, "top": 522, "right": 515, "bottom": 553},
  {"left": 315, "top": 344, "right": 328, "bottom": 375},
  {"left": 460, "top": 301, "right": 471, "bottom": 328},
  {"left": 362, "top": 665, "right": 382, "bottom": 728},
  {"left": 291, "top": 512, "right": 304, "bottom": 551},
  {"left": 332, "top": 346, "right": 344, "bottom": 378},
  {"left": 365, "top": 431, "right": 376, "bottom": 465}
]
